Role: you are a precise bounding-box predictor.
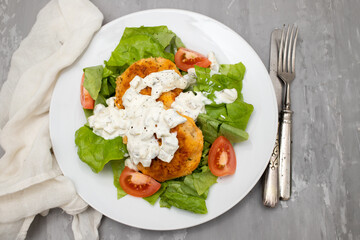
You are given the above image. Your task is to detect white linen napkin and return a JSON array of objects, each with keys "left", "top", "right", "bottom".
[{"left": 0, "top": 0, "right": 104, "bottom": 239}]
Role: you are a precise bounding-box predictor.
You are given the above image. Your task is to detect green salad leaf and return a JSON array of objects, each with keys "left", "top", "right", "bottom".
[
  {"left": 219, "top": 62, "right": 246, "bottom": 86},
  {"left": 161, "top": 192, "right": 207, "bottom": 214},
  {"left": 121, "top": 26, "right": 180, "bottom": 49},
  {"left": 110, "top": 160, "right": 127, "bottom": 199},
  {"left": 193, "top": 62, "right": 245, "bottom": 102},
  {"left": 83, "top": 109, "right": 93, "bottom": 120},
  {"left": 196, "top": 114, "right": 221, "bottom": 143},
  {"left": 107, "top": 35, "right": 174, "bottom": 68},
  {"left": 159, "top": 166, "right": 217, "bottom": 214},
  {"left": 143, "top": 183, "right": 168, "bottom": 205},
  {"left": 164, "top": 181, "right": 206, "bottom": 199},
  {"left": 184, "top": 166, "right": 217, "bottom": 196},
  {"left": 106, "top": 26, "right": 182, "bottom": 71},
  {"left": 205, "top": 100, "right": 254, "bottom": 131},
  {"left": 83, "top": 65, "right": 103, "bottom": 100},
  {"left": 193, "top": 63, "right": 253, "bottom": 143},
  {"left": 75, "top": 126, "right": 127, "bottom": 173},
  {"left": 219, "top": 121, "right": 249, "bottom": 143},
  {"left": 197, "top": 114, "right": 249, "bottom": 143}
]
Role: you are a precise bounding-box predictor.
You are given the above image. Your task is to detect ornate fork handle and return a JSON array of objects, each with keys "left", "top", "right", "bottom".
[
  {"left": 279, "top": 107, "right": 292, "bottom": 200},
  {"left": 263, "top": 123, "right": 280, "bottom": 207}
]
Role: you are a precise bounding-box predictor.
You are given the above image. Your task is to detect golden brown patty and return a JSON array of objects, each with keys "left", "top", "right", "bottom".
[
  {"left": 115, "top": 57, "right": 203, "bottom": 182},
  {"left": 115, "top": 57, "right": 182, "bottom": 109},
  {"left": 137, "top": 115, "right": 203, "bottom": 182}
]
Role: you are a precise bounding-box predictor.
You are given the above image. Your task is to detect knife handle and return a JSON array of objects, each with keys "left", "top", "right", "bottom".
[
  {"left": 279, "top": 109, "right": 293, "bottom": 200},
  {"left": 263, "top": 123, "right": 279, "bottom": 207}
]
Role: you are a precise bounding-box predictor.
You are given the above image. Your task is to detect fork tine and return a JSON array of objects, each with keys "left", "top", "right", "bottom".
[
  {"left": 278, "top": 26, "right": 285, "bottom": 73},
  {"left": 283, "top": 25, "right": 290, "bottom": 72},
  {"left": 291, "top": 27, "right": 299, "bottom": 73},
  {"left": 287, "top": 25, "right": 295, "bottom": 73}
]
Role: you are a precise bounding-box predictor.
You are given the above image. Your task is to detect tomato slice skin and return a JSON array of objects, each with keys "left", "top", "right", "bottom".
[
  {"left": 119, "top": 167, "right": 161, "bottom": 197},
  {"left": 80, "top": 73, "right": 95, "bottom": 109},
  {"left": 174, "top": 47, "right": 211, "bottom": 71},
  {"left": 208, "top": 136, "right": 236, "bottom": 177}
]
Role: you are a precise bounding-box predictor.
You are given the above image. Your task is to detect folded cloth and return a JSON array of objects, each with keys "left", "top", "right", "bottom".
[{"left": 0, "top": 0, "right": 104, "bottom": 239}]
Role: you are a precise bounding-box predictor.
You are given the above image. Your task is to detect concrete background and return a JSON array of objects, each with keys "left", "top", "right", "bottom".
[{"left": 1, "top": 0, "right": 359, "bottom": 239}]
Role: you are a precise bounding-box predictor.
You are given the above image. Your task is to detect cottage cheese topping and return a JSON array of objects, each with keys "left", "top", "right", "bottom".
[
  {"left": 171, "top": 91, "right": 211, "bottom": 120},
  {"left": 88, "top": 70, "right": 189, "bottom": 167},
  {"left": 183, "top": 68, "right": 197, "bottom": 87},
  {"left": 214, "top": 88, "right": 238, "bottom": 104},
  {"left": 208, "top": 51, "right": 220, "bottom": 72},
  {"left": 89, "top": 98, "right": 128, "bottom": 140},
  {"left": 125, "top": 158, "right": 138, "bottom": 171}
]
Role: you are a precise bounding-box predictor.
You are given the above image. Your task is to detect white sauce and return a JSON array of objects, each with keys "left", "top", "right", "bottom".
[
  {"left": 88, "top": 70, "right": 189, "bottom": 168},
  {"left": 183, "top": 68, "right": 197, "bottom": 87},
  {"left": 171, "top": 92, "right": 211, "bottom": 120},
  {"left": 125, "top": 158, "right": 138, "bottom": 171},
  {"left": 208, "top": 52, "right": 220, "bottom": 72},
  {"left": 89, "top": 99, "right": 128, "bottom": 140},
  {"left": 214, "top": 88, "right": 238, "bottom": 104}
]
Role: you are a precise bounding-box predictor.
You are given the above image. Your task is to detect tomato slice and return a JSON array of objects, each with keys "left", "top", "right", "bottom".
[
  {"left": 119, "top": 167, "right": 161, "bottom": 197},
  {"left": 174, "top": 47, "right": 211, "bottom": 71},
  {"left": 80, "top": 73, "right": 95, "bottom": 109},
  {"left": 208, "top": 136, "right": 236, "bottom": 177}
]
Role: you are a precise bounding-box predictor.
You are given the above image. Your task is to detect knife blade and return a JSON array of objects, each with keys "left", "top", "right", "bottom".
[
  {"left": 263, "top": 29, "right": 283, "bottom": 207},
  {"left": 270, "top": 29, "right": 283, "bottom": 112}
]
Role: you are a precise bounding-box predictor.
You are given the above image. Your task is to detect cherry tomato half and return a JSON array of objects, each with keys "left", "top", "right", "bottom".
[
  {"left": 174, "top": 47, "right": 211, "bottom": 71},
  {"left": 80, "top": 73, "right": 95, "bottom": 109},
  {"left": 208, "top": 136, "right": 236, "bottom": 177},
  {"left": 119, "top": 167, "right": 161, "bottom": 198}
]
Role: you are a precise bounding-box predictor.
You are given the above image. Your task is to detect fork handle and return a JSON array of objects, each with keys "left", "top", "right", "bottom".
[{"left": 279, "top": 109, "right": 293, "bottom": 200}]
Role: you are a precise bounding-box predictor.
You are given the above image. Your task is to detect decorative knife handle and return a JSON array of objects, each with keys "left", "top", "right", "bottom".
[
  {"left": 279, "top": 109, "right": 293, "bottom": 200},
  {"left": 263, "top": 123, "right": 279, "bottom": 207}
]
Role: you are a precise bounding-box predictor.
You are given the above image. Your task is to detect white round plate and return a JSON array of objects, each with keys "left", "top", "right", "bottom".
[{"left": 50, "top": 9, "right": 277, "bottom": 230}]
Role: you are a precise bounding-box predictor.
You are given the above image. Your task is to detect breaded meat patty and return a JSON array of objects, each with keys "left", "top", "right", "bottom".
[
  {"left": 115, "top": 57, "right": 182, "bottom": 109},
  {"left": 115, "top": 57, "right": 203, "bottom": 181},
  {"left": 137, "top": 114, "right": 203, "bottom": 182}
]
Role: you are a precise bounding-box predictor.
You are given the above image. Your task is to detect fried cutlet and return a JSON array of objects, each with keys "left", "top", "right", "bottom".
[
  {"left": 137, "top": 114, "right": 203, "bottom": 182},
  {"left": 115, "top": 57, "right": 203, "bottom": 182},
  {"left": 115, "top": 57, "right": 182, "bottom": 109}
]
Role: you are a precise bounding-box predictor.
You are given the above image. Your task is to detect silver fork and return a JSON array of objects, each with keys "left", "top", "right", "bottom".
[{"left": 278, "top": 25, "right": 298, "bottom": 200}]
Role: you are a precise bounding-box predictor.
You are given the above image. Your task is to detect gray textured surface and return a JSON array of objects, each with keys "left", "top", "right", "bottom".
[{"left": 1, "top": 0, "right": 359, "bottom": 239}]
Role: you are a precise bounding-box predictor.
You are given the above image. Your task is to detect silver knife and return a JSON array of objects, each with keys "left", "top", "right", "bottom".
[{"left": 263, "top": 29, "right": 283, "bottom": 207}]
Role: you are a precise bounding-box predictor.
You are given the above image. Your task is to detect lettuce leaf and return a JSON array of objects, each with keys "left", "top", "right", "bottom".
[
  {"left": 184, "top": 166, "right": 217, "bottom": 196},
  {"left": 161, "top": 192, "right": 207, "bottom": 214},
  {"left": 205, "top": 100, "right": 254, "bottom": 131},
  {"left": 83, "top": 108, "right": 93, "bottom": 120},
  {"left": 106, "top": 26, "right": 183, "bottom": 71},
  {"left": 121, "top": 26, "right": 179, "bottom": 49},
  {"left": 197, "top": 114, "right": 249, "bottom": 143},
  {"left": 110, "top": 161, "right": 127, "bottom": 199},
  {"left": 143, "top": 183, "right": 168, "bottom": 205},
  {"left": 219, "top": 62, "right": 246, "bottom": 85},
  {"left": 83, "top": 65, "right": 103, "bottom": 100},
  {"left": 164, "top": 181, "right": 206, "bottom": 199},
  {"left": 193, "top": 62, "right": 245, "bottom": 102},
  {"left": 107, "top": 34, "right": 174, "bottom": 68},
  {"left": 74, "top": 126, "right": 127, "bottom": 173},
  {"left": 159, "top": 166, "right": 216, "bottom": 214},
  {"left": 193, "top": 63, "right": 253, "bottom": 143}
]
